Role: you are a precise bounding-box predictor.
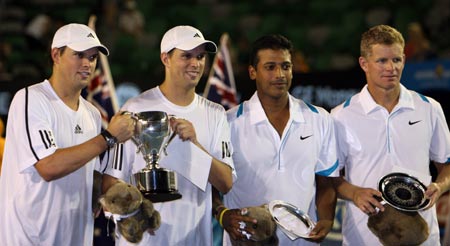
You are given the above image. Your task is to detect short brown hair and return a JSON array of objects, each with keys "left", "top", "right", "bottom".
[{"left": 360, "top": 25, "right": 405, "bottom": 57}]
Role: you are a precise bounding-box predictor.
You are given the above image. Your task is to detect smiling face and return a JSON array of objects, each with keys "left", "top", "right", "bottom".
[
  {"left": 250, "top": 48, "right": 293, "bottom": 101},
  {"left": 359, "top": 43, "right": 405, "bottom": 93},
  {"left": 163, "top": 45, "right": 207, "bottom": 90},
  {"left": 52, "top": 46, "right": 99, "bottom": 90}
]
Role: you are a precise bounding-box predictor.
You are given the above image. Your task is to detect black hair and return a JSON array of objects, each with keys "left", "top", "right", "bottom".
[{"left": 248, "top": 34, "right": 294, "bottom": 69}]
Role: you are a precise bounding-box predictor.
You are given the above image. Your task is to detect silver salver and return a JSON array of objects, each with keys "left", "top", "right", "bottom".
[
  {"left": 268, "top": 200, "right": 316, "bottom": 239},
  {"left": 378, "top": 172, "right": 430, "bottom": 212}
]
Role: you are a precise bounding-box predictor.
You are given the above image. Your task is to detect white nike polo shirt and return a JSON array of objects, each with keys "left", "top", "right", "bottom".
[{"left": 331, "top": 84, "right": 450, "bottom": 246}]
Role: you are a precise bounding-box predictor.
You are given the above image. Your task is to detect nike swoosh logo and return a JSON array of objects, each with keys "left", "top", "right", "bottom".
[
  {"left": 409, "top": 120, "right": 421, "bottom": 125},
  {"left": 300, "top": 135, "right": 313, "bottom": 140}
]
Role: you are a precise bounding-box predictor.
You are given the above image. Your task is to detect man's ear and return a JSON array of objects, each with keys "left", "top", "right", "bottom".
[
  {"left": 359, "top": 56, "right": 368, "bottom": 73},
  {"left": 161, "top": 52, "right": 169, "bottom": 66},
  {"left": 249, "top": 65, "right": 256, "bottom": 80},
  {"left": 51, "top": 48, "right": 60, "bottom": 64}
]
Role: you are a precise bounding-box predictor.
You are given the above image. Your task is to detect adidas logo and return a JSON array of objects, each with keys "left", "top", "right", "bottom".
[
  {"left": 193, "top": 33, "right": 201, "bottom": 38},
  {"left": 75, "top": 124, "right": 83, "bottom": 134},
  {"left": 87, "top": 33, "right": 95, "bottom": 38}
]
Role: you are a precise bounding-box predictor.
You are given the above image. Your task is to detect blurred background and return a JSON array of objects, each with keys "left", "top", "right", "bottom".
[
  {"left": 0, "top": 0, "right": 449, "bottom": 245},
  {"left": 1, "top": 0, "right": 449, "bottom": 110}
]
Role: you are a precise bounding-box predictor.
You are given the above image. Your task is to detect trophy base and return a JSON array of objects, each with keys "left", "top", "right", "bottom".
[{"left": 142, "top": 190, "right": 182, "bottom": 203}]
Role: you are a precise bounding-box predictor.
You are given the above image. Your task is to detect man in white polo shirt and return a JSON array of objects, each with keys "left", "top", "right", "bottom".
[
  {"left": 331, "top": 24, "right": 450, "bottom": 246},
  {"left": 0, "top": 23, "right": 134, "bottom": 245},
  {"left": 213, "top": 34, "right": 339, "bottom": 246}
]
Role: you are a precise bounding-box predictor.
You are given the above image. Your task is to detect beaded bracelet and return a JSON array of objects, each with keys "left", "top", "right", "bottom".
[{"left": 218, "top": 208, "right": 229, "bottom": 227}]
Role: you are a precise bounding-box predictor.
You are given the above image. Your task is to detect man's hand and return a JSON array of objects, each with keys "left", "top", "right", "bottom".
[
  {"left": 221, "top": 208, "right": 257, "bottom": 241},
  {"left": 107, "top": 111, "right": 135, "bottom": 143},
  {"left": 170, "top": 118, "right": 198, "bottom": 144},
  {"left": 425, "top": 182, "right": 443, "bottom": 208},
  {"left": 307, "top": 219, "right": 333, "bottom": 242},
  {"left": 353, "top": 187, "right": 384, "bottom": 214}
]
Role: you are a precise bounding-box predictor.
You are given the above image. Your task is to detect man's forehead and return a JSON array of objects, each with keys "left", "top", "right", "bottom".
[
  {"left": 67, "top": 46, "right": 100, "bottom": 55},
  {"left": 176, "top": 44, "right": 207, "bottom": 53}
]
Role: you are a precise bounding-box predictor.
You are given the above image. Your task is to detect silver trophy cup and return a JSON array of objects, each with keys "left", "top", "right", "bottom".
[{"left": 130, "top": 111, "right": 182, "bottom": 202}]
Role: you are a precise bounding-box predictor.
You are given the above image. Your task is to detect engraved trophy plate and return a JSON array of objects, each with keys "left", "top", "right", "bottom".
[
  {"left": 378, "top": 172, "right": 429, "bottom": 212},
  {"left": 129, "top": 111, "right": 182, "bottom": 203}
]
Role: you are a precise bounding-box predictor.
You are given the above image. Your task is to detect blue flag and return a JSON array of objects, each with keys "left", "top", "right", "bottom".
[{"left": 82, "top": 55, "right": 119, "bottom": 128}]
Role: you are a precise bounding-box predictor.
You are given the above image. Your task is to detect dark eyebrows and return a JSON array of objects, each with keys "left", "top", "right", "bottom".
[
  {"left": 73, "top": 50, "right": 99, "bottom": 58},
  {"left": 181, "top": 50, "right": 207, "bottom": 56},
  {"left": 263, "top": 61, "right": 292, "bottom": 66}
]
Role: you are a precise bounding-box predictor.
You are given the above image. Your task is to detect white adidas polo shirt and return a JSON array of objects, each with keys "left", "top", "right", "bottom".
[{"left": 0, "top": 80, "right": 101, "bottom": 245}]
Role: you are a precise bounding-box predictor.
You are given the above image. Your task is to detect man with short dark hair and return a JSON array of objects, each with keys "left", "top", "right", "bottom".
[{"left": 214, "top": 34, "right": 338, "bottom": 246}]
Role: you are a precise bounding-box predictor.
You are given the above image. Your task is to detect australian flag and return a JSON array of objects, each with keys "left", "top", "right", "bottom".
[
  {"left": 81, "top": 55, "right": 119, "bottom": 128},
  {"left": 203, "top": 33, "right": 238, "bottom": 110}
]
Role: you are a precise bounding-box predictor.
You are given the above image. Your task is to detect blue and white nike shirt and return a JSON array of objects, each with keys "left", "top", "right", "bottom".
[
  {"left": 331, "top": 83, "right": 450, "bottom": 246},
  {"left": 223, "top": 92, "right": 338, "bottom": 246}
]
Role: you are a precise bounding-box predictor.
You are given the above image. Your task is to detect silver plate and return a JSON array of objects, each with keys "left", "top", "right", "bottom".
[
  {"left": 378, "top": 172, "right": 430, "bottom": 212},
  {"left": 268, "top": 200, "right": 316, "bottom": 239}
]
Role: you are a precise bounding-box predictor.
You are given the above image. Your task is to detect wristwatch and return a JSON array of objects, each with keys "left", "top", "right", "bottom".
[{"left": 100, "top": 130, "right": 117, "bottom": 148}]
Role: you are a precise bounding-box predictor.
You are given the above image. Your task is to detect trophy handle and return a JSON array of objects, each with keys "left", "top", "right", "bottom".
[
  {"left": 163, "top": 114, "right": 177, "bottom": 156},
  {"left": 163, "top": 131, "right": 177, "bottom": 156},
  {"left": 121, "top": 111, "right": 141, "bottom": 153}
]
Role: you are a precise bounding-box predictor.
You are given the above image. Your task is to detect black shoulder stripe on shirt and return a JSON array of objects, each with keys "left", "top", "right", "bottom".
[
  {"left": 100, "top": 148, "right": 110, "bottom": 174},
  {"left": 25, "top": 87, "right": 40, "bottom": 162}
]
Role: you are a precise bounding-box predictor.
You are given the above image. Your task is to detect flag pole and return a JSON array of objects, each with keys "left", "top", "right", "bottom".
[{"left": 88, "top": 15, "right": 119, "bottom": 113}]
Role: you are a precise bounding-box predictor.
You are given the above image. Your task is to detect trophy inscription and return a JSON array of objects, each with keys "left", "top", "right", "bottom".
[{"left": 129, "top": 111, "right": 182, "bottom": 203}]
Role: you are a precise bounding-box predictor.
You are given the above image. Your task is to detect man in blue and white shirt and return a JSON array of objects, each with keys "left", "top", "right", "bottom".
[
  {"left": 214, "top": 34, "right": 339, "bottom": 246},
  {"left": 331, "top": 24, "right": 450, "bottom": 246}
]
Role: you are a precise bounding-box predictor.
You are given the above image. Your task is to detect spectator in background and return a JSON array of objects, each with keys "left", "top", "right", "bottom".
[
  {"left": 25, "top": 14, "right": 53, "bottom": 49},
  {"left": 404, "top": 22, "right": 436, "bottom": 62},
  {"left": 0, "top": 117, "right": 5, "bottom": 175},
  {"left": 293, "top": 49, "right": 310, "bottom": 73},
  {"left": 0, "top": 41, "right": 12, "bottom": 81},
  {"left": 118, "top": 0, "right": 145, "bottom": 39},
  {"left": 331, "top": 24, "right": 450, "bottom": 246}
]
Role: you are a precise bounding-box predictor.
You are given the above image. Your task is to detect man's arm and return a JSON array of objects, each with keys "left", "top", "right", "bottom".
[
  {"left": 35, "top": 112, "right": 134, "bottom": 181},
  {"left": 332, "top": 175, "right": 384, "bottom": 214},
  {"left": 211, "top": 187, "right": 256, "bottom": 241},
  {"left": 208, "top": 158, "right": 233, "bottom": 194},
  {"left": 308, "top": 175, "right": 336, "bottom": 242},
  {"left": 170, "top": 118, "right": 233, "bottom": 193},
  {"left": 425, "top": 162, "right": 450, "bottom": 207}
]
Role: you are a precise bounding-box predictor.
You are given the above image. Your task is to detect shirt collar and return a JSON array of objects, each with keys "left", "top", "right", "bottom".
[
  {"left": 248, "top": 92, "right": 304, "bottom": 125},
  {"left": 360, "top": 84, "right": 414, "bottom": 115}
]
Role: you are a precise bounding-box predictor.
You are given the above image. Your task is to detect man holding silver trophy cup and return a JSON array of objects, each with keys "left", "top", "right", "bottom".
[{"left": 101, "top": 25, "right": 236, "bottom": 245}]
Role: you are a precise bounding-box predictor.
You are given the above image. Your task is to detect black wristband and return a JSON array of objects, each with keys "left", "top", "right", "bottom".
[{"left": 101, "top": 130, "right": 117, "bottom": 148}]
